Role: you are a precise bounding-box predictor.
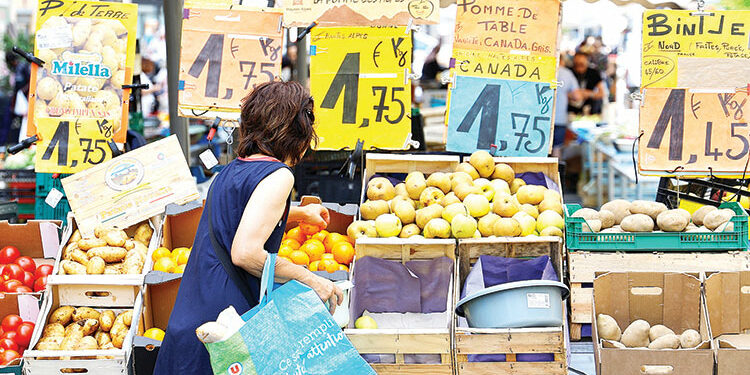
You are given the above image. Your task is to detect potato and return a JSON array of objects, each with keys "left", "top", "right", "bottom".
[
  {"left": 86, "top": 256, "right": 106, "bottom": 274},
  {"left": 122, "top": 253, "right": 144, "bottom": 274},
  {"left": 70, "top": 249, "right": 89, "bottom": 266},
  {"left": 118, "top": 311, "right": 132, "bottom": 327},
  {"left": 597, "top": 314, "right": 621, "bottom": 341},
  {"left": 134, "top": 223, "right": 154, "bottom": 244},
  {"left": 42, "top": 323, "right": 65, "bottom": 338},
  {"left": 123, "top": 240, "right": 135, "bottom": 250},
  {"left": 77, "top": 336, "right": 98, "bottom": 351},
  {"left": 110, "top": 325, "right": 127, "bottom": 349},
  {"left": 62, "top": 242, "right": 78, "bottom": 261},
  {"left": 70, "top": 230, "right": 82, "bottom": 243},
  {"left": 656, "top": 210, "right": 689, "bottom": 232},
  {"left": 77, "top": 238, "right": 107, "bottom": 251},
  {"left": 60, "top": 335, "right": 81, "bottom": 351},
  {"left": 87, "top": 246, "right": 127, "bottom": 263},
  {"left": 680, "top": 329, "right": 701, "bottom": 348},
  {"left": 50, "top": 306, "right": 75, "bottom": 325},
  {"left": 630, "top": 200, "right": 668, "bottom": 220},
  {"left": 132, "top": 240, "right": 148, "bottom": 257},
  {"left": 99, "top": 342, "right": 115, "bottom": 350},
  {"left": 598, "top": 210, "right": 615, "bottom": 229},
  {"left": 572, "top": 208, "right": 599, "bottom": 221},
  {"left": 601, "top": 225, "right": 623, "bottom": 233},
  {"left": 73, "top": 307, "right": 100, "bottom": 322},
  {"left": 64, "top": 321, "right": 84, "bottom": 339},
  {"left": 687, "top": 226, "right": 712, "bottom": 233},
  {"left": 621, "top": 214, "right": 655, "bottom": 232},
  {"left": 648, "top": 334, "right": 680, "bottom": 349},
  {"left": 649, "top": 325, "right": 675, "bottom": 341},
  {"left": 685, "top": 222, "right": 698, "bottom": 230},
  {"left": 36, "top": 77, "right": 62, "bottom": 101},
  {"left": 621, "top": 319, "right": 650, "bottom": 348},
  {"left": 95, "top": 330, "right": 111, "bottom": 347},
  {"left": 99, "top": 310, "right": 115, "bottom": 332},
  {"left": 581, "top": 219, "right": 602, "bottom": 233},
  {"left": 80, "top": 319, "right": 100, "bottom": 336},
  {"left": 610, "top": 341, "right": 626, "bottom": 349},
  {"left": 103, "top": 263, "right": 122, "bottom": 275},
  {"left": 102, "top": 230, "right": 128, "bottom": 247},
  {"left": 704, "top": 209, "right": 734, "bottom": 230},
  {"left": 673, "top": 208, "right": 692, "bottom": 223},
  {"left": 93, "top": 225, "right": 112, "bottom": 239},
  {"left": 601, "top": 200, "right": 632, "bottom": 224},
  {"left": 716, "top": 221, "right": 735, "bottom": 232},
  {"left": 692, "top": 206, "right": 717, "bottom": 226}
]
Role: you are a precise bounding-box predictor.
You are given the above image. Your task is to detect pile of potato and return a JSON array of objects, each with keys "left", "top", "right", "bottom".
[
  {"left": 572, "top": 200, "right": 735, "bottom": 234},
  {"left": 35, "top": 306, "right": 133, "bottom": 353},
  {"left": 59, "top": 222, "right": 153, "bottom": 275},
  {"left": 597, "top": 314, "right": 703, "bottom": 349}
]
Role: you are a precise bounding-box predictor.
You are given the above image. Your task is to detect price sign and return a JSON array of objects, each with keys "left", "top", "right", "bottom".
[
  {"left": 639, "top": 88, "right": 750, "bottom": 175},
  {"left": 446, "top": 75, "right": 554, "bottom": 156},
  {"left": 35, "top": 117, "right": 114, "bottom": 173},
  {"left": 453, "top": 0, "right": 561, "bottom": 56},
  {"left": 642, "top": 10, "right": 750, "bottom": 89},
  {"left": 178, "top": 7, "right": 283, "bottom": 120},
  {"left": 28, "top": 0, "right": 137, "bottom": 145},
  {"left": 452, "top": 49, "right": 557, "bottom": 83},
  {"left": 310, "top": 27, "right": 412, "bottom": 150},
  {"left": 284, "top": 0, "right": 438, "bottom": 27}
]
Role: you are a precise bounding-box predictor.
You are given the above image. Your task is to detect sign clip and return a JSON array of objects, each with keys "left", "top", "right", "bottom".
[
  {"left": 402, "top": 133, "right": 420, "bottom": 149},
  {"left": 122, "top": 83, "right": 150, "bottom": 90},
  {"left": 8, "top": 135, "right": 39, "bottom": 154},
  {"left": 296, "top": 22, "right": 317, "bottom": 42},
  {"left": 405, "top": 19, "right": 420, "bottom": 33},
  {"left": 404, "top": 69, "right": 420, "bottom": 85},
  {"left": 207, "top": 117, "right": 221, "bottom": 142},
  {"left": 108, "top": 140, "right": 123, "bottom": 158},
  {"left": 441, "top": 74, "right": 456, "bottom": 88},
  {"left": 12, "top": 47, "right": 44, "bottom": 66},
  {"left": 339, "top": 139, "right": 364, "bottom": 180}
]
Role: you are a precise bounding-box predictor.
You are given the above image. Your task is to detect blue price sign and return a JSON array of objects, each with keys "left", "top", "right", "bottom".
[{"left": 446, "top": 75, "right": 554, "bottom": 156}]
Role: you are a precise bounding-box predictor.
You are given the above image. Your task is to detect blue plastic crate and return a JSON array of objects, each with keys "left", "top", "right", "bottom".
[
  {"left": 35, "top": 197, "right": 71, "bottom": 221},
  {"left": 35, "top": 173, "right": 70, "bottom": 197}
]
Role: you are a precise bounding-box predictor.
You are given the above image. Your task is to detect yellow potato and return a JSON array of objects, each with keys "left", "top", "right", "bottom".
[
  {"left": 61, "top": 260, "right": 87, "bottom": 275},
  {"left": 64, "top": 322, "right": 83, "bottom": 338},
  {"left": 102, "top": 229, "right": 128, "bottom": 247},
  {"left": 95, "top": 330, "right": 111, "bottom": 347},
  {"left": 77, "top": 238, "right": 107, "bottom": 251},
  {"left": 86, "top": 256, "right": 106, "bottom": 274},
  {"left": 59, "top": 336, "right": 81, "bottom": 351},
  {"left": 35, "top": 338, "right": 62, "bottom": 351},
  {"left": 122, "top": 253, "right": 144, "bottom": 275},
  {"left": 114, "top": 311, "right": 132, "bottom": 327},
  {"left": 87, "top": 246, "right": 127, "bottom": 263},
  {"left": 80, "top": 319, "right": 100, "bottom": 336},
  {"left": 73, "top": 307, "right": 100, "bottom": 323},
  {"left": 62, "top": 242, "right": 78, "bottom": 261},
  {"left": 70, "top": 229, "right": 82, "bottom": 243},
  {"left": 49, "top": 306, "right": 75, "bottom": 325},
  {"left": 134, "top": 223, "right": 154, "bottom": 245},
  {"left": 42, "top": 323, "right": 65, "bottom": 338},
  {"left": 70, "top": 249, "right": 89, "bottom": 266},
  {"left": 124, "top": 240, "right": 135, "bottom": 250},
  {"left": 36, "top": 77, "right": 62, "bottom": 101},
  {"left": 99, "top": 310, "right": 115, "bottom": 332},
  {"left": 103, "top": 263, "right": 122, "bottom": 275}
]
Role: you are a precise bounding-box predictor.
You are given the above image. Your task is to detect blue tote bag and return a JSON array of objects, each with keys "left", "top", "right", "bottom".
[{"left": 204, "top": 254, "right": 376, "bottom": 375}]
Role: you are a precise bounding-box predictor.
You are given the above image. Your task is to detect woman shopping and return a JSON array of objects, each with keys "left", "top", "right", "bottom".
[{"left": 154, "top": 81, "right": 344, "bottom": 374}]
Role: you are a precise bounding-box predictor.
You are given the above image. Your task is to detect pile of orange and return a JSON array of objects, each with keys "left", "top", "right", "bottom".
[
  {"left": 278, "top": 223, "right": 355, "bottom": 273},
  {"left": 152, "top": 247, "right": 191, "bottom": 273}
]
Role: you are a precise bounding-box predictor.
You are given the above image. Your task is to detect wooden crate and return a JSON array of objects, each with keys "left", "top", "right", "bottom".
[
  {"left": 346, "top": 238, "right": 456, "bottom": 375},
  {"left": 568, "top": 251, "right": 750, "bottom": 339},
  {"left": 454, "top": 238, "right": 567, "bottom": 375}
]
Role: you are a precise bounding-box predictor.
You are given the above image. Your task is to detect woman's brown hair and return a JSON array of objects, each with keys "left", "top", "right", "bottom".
[{"left": 236, "top": 81, "right": 317, "bottom": 165}]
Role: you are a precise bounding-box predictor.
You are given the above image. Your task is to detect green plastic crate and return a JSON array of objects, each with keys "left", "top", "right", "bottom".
[
  {"left": 35, "top": 173, "right": 70, "bottom": 197},
  {"left": 34, "top": 197, "right": 71, "bottom": 221},
  {"left": 565, "top": 201, "right": 748, "bottom": 251}
]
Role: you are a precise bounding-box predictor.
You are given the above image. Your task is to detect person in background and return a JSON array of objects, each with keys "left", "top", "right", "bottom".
[
  {"left": 421, "top": 44, "right": 446, "bottom": 89},
  {"left": 552, "top": 55, "right": 582, "bottom": 157},
  {"left": 281, "top": 44, "right": 297, "bottom": 82},
  {"left": 569, "top": 52, "right": 606, "bottom": 115}
]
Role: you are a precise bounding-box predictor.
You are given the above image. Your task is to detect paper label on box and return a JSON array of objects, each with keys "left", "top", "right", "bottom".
[
  {"left": 39, "top": 221, "right": 62, "bottom": 259},
  {"left": 35, "top": 26, "right": 72, "bottom": 49},
  {"left": 199, "top": 149, "right": 219, "bottom": 170},
  {"left": 18, "top": 294, "right": 40, "bottom": 322},
  {"left": 526, "top": 292, "right": 550, "bottom": 309},
  {"left": 45, "top": 188, "right": 64, "bottom": 208}
]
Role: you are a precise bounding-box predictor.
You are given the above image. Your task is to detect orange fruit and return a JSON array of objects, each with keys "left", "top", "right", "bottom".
[
  {"left": 173, "top": 264, "right": 186, "bottom": 273},
  {"left": 153, "top": 257, "right": 177, "bottom": 273},
  {"left": 311, "top": 230, "right": 329, "bottom": 244},
  {"left": 281, "top": 238, "right": 301, "bottom": 250},
  {"left": 319, "top": 259, "right": 338, "bottom": 273},
  {"left": 331, "top": 241, "right": 354, "bottom": 265},
  {"left": 152, "top": 247, "right": 171, "bottom": 262},
  {"left": 176, "top": 250, "right": 191, "bottom": 265},
  {"left": 278, "top": 245, "right": 294, "bottom": 258},
  {"left": 321, "top": 253, "right": 335, "bottom": 261},
  {"left": 338, "top": 264, "right": 349, "bottom": 272},
  {"left": 324, "top": 233, "right": 349, "bottom": 252},
  {"left": 143, "top": 328, "right": 166, "bottom": 341},
  {"left": 300, "top": 240, "right": 325, "bottom": 262},
  {"left": 298, "top": 222, "right": 321, "bottom": 236},
  {"left": 289, "top": 250, "right": 310, "bottom": 266},
  {"left": 309, "top": 260, "right": 320, "bottom": 272},
  {"left": 285, "top": 227, "right": 307, "bottom": 245}
]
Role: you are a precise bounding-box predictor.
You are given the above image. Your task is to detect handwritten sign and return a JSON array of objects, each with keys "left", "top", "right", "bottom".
[
  {"left": 35, "top": 117, "right": 114, "bottom": 173},
  {"left": 28, "top": 0, "right": 137, "bottom": 172},
  {"left": 178, "top": 7, "right": 283, "bottom": 121},
  {"left": 284, "top": 0, "right": 438, "bottom": 28},
  {"left": 446, "top": 75, "right": 554, "bottom": 156},
  {"left": 451, "top": 49, "right": 557, "bottom": 83},
  {"left": 453, "top": 0, "right": 560, "bottom": 57},
  {"left": 62, "top": 135, "right": 200, "bottom": 237},
  {"left": 310, "top": 27, "right": 412, "bottom": 150},
  {"left": 642, "top": 10, "right": 750, "bottom": 89},
  {"left": 639, "top": 88, "right": 750, "bottom": 175}
]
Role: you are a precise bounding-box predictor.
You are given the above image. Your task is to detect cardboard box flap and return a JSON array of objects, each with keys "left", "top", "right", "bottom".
[
  {"left": 165, "top": 199, "right": 204, "bottom": 216},
  {"left": 717, "top": 334, "right": 750, "bottom": 349},
  {"left": 705, "top": 271, "right": 750, "bottom": 338},
  {"left": 162, "top": 203, "right": 203, "bottom": 250},
  {"left": 0, "top": 220, "right": 61, "bottom": 259}
]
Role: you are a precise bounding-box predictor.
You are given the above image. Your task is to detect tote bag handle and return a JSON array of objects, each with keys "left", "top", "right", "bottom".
[{"left": 258, "top": 254, "right": 277, "bottom": 306}]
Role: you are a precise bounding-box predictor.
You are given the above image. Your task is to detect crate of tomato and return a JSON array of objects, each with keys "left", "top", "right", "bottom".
[
  {"left": 0, "top": 220, "right": 60, "bottom": 294},
  {"left": 0, "top": 293, "right": 42, "bottom": 374}
]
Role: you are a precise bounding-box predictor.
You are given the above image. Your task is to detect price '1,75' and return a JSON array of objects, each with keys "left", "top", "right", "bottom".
[{"left": 35, "top": 118, "right": 114, "bottom": 173}]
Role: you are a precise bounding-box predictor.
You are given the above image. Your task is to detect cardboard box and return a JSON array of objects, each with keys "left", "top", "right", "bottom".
[
  {"left": 705, "top": 271, "right": 750, "bottom": 375},
  {"left": 161, "top": 200, "right": 203, "bottom": 250},
  {"left": 0, "top": 293, "right": 42, "bottom": 375},
  {"left": 592, "top": 272, "right": 713, "bottom": 375},
  {"left": 0, "top": 220, "right": 61, "bottom": 265}
]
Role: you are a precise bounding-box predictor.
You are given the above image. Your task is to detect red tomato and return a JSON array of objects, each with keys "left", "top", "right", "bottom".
[
  {"left": 0, "top": 339, "right": 17, "bottom": 352},
  {"left": 33, "top": 264, "right": 53, "bottom": 280},
  {"left": 0, "top": 247, "right": 19, "bottom": 265},
  {"left": 1, "top": 331, "right": 17, "bottom": 343},
  {"left": 33, "top": 276, "right": 47, "bottom": 293},
  {"left": 12, "top": 286, "right": 31, "bottom": 293},
  {"left": 1, "top": 280, "right": 22, "bottom": 293},
  {"left": 21, "top": 272, "right": 34, "bottom": 287},
  {"left": 14, "top": 257, "right": 35, "bottom": 273},
  {"left": 0, "top": 316, "right": 21, "bottom": 333},
  {"left": 1, "top": 264, "right": 23, "bottom": 282},
  {"left": 14, "top": 323, "right": 33, "bottom": 348},
  {"left": 0, "top": 349, "right": 19, "bottom": 365}
]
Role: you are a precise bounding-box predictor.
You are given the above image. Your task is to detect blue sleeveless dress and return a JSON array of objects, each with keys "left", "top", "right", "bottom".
[{"left": 154, "top": 157, "right": 290, "bottom": 375}]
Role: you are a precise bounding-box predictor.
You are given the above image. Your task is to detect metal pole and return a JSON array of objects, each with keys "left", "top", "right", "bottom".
[
  {"left": 163, "top": 0, "right": 190, "bottom": 162},
  {"left": 295, "top": 29, "right": 308, "bottom": 87}
]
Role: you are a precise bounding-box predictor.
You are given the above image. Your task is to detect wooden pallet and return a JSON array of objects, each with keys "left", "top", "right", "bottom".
[
  {"left": 454, "top": 238, "right": 567, "bottom": 375},
  {"left": 568, "top": 251, "right": 750, "bottom": 334},
  {"left": 347, "top": 238, "right": 456, "bottom": 375}
]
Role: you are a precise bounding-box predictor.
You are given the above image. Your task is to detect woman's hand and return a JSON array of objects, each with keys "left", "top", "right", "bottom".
[
  {"left": 305, "top": 273, "right": 344, "bottom": 314},
  {"left": 303, "top": 204, "right": 330, "bottom": 229}
]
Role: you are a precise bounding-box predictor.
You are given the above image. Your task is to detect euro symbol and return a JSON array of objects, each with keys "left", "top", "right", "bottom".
[{"left": 373, "top": 41, "right": 382, "bottom": 68}]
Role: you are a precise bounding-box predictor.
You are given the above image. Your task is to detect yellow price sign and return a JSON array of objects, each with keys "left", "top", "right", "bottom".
[
  {"left": 310, "top": 27, "right": 412, "bottom": 150},
  {"left": 35, "top": 117, "right": 115, "bottom": 173},
  {"left": 642, "top": 10, "right": 750, "bottom": 88},
  {"left": 451, "top": 49, "right": 557, "bottom": 83}
]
